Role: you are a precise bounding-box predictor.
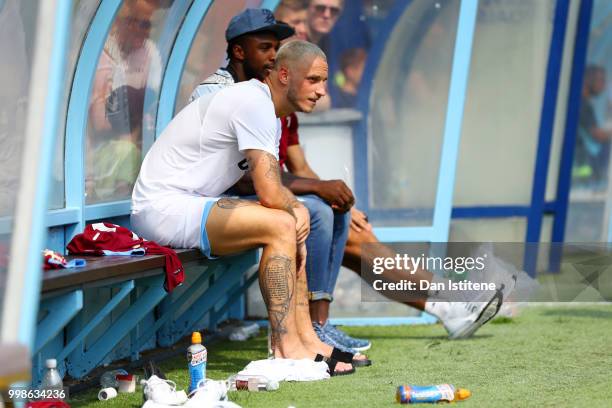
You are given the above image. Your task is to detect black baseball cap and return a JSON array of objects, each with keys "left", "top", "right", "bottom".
[{"left": 225, "top": 8, "right": 295, "bottom": 42}]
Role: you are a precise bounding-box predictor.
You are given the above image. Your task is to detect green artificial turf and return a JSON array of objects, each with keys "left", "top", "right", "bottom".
[{"left": 70, "top": 305, "right": 612, "bottom": 407}]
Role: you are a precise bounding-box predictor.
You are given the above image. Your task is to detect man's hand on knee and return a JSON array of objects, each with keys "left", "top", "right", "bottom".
[
  {"left": 295, "top": 203, "right": 310, "bottom": 244},
  {"left": 315, "top": 179, "right": 355, "bottom": 212}
]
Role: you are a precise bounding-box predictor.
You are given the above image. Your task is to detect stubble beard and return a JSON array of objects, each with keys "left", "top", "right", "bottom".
[{"left": 287, "top": 82, "right": 309, "bottom": 113}]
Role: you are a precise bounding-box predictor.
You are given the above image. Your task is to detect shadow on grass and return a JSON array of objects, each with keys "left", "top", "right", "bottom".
[{"left": 541, "top": 308, "right": 612, "bottom": 319}]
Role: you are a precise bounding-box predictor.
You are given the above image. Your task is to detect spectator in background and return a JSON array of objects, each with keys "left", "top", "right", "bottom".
[
  {"left": 574, "top": 65, "right": 612, "bottom": 184},
  {"left": 306, "top": 0, "right": 343, "bottom": 51},
  {"left": 305, "top": 0, "right": 370, "bottom": 110},
  {"left": 87, "top": 86, "right": 144, "bottom": 202},
  {"left": 87, "top": 0, "right": 163, "bottom": 203},
  {"left": 305, "top": 0, "right": 345, "bottom": 110},
  {"left": 275, "top": 0, "right": 309, "bottom": 41},
  {"left": 334, "top": 47, "right": 367, "bottom": 108},
  {"left": 89, "top": 0, "right": 162, "bottom": 132}
]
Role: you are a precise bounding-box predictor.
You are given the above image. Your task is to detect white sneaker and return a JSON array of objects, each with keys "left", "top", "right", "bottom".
[
  {"left": 441, "top": 245, "right": 519, "bottom": 339},
  {"left": 185, "top": 379, "right": 243, "bottom": 408},
  {"left": 184, "top": 379, "right": 227, "bottom": 407},
  {"left": 443, "top": 270, "right": 517, "bottom": 339},
  {"left": 442, "top": 290, "right": 503, "bottom": 339},
  {"left": 142, "top": 375, "right": 188, "bottom": 406}
]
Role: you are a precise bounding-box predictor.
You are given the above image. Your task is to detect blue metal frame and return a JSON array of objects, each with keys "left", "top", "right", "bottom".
[
  {"left": 67, "top": 276, "right": 167, "bottom": 378},
  {"left": 551, "top": 0, "right": 594, "bottom": 265},
  {"left": 140, "top": 263, "right": 217, "bottom": 349},
  {"left": 156, "top": 262, "right": 222, "bottom": 347},
  {"left": 523, "top": 0, "right": 574, "bottom": 276},
  {"left": 525, "top": 0, "right": 571, "bottom": 247},
  {"left": 35, "top": 291, "right": 83, "bottom": 354},
  {"left": 19, "top": 0, "right": 73, "bottom": 348},
  {"left": 156, "top": 0, "right": 214, "bottom": 135},
  {"left": 429, "top": 0, "right": 479, "bottom": 243},
  {"left": 167, "top": 259, "right": 249, "bottom": 342},
  {"left": 57, "top": 281, "right": 135, "bottom": 362},
  {"left": 552, "top": 0, "right": 593, "bottom": 242},
  {"left": 209, "top": 269, "right": 259, "bottom": 325},
  {"left": 64, "top": 0, "right": 122, "bottom": 239},
  {"left": 83, "top": 200, "right": 131, "bottom": 221}
]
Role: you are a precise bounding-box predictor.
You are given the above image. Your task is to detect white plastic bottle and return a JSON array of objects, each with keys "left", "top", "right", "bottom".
[
  {"left": 40, "top": 359, "right": 63, "bottom": 393},
  {"left": 227, "top": 375, "right": 279, "bottom": 392}
]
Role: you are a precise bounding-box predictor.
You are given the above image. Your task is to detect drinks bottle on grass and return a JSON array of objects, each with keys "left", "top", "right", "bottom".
[
  {"left": 396, "top": 384, "right": 471, "bottom": 404},
  {"left": 187, "top": 332, "right": 207, "bottom": 393},
  {"left": 41, "top": 359, "right": 63, "bottom": 393},
  {"left": 227, "top": 375, "right": 279, "bottom": 392}
]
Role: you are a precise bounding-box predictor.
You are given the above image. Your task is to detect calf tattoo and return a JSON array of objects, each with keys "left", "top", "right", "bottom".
[
  {"left": 260, "top": 255, "right": 294, "bottom": 344},
  {"left": 216, "top": 198, "right": 256, "bottom": 209}
]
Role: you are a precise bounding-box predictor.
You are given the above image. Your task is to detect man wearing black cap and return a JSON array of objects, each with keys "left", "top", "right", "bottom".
[{"left": 190, "top": 8, "right": 294, "bottom": 100}]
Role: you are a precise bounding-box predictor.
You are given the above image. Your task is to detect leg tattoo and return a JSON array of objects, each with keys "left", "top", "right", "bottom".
[
  {"left": 260, "top": 255, "right": 294, "bottom": 345},
  {"left": 216, "top": 198, "right": 257, "bottom": 209}
]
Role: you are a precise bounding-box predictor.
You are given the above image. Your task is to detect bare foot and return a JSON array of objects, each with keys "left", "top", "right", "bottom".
[
  {"left": 299, "top": 328, "right": 369, "bottom": 362},
  {"left": 273, "top": 340, "right": 354, "bottom": 374}
]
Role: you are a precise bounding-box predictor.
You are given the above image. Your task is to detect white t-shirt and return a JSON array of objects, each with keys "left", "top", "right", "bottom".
[
  {"left": 132, "top": 79, "right": 280, "bottom": 211},
  {"left": 189, "top": 68, "right": 235, "bottom": 102}
]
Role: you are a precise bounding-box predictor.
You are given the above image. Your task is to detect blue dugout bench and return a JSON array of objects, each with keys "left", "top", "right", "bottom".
[{"left": 34, "top": 248, "right": 258, "bottom": 384}]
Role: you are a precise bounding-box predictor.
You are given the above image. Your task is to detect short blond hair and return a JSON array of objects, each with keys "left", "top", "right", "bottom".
[{"left": 275, "top": 40, "right": 326, "bottom": 71}]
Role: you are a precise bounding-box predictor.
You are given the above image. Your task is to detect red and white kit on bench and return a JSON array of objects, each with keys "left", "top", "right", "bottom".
[{"left": 67, "top": 222, "right": 184, "bottom": 292}]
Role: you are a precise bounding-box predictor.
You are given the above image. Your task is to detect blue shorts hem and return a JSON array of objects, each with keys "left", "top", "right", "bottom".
[{"left": 200, "top": 200, "right": 218, "bottom": 259}]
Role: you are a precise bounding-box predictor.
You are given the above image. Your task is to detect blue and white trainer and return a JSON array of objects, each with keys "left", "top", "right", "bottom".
[
  {"left": 322, "top": 321, "right": 371, "bottom": 352},
  {"left": 312, "top": 321, "right": 354, "bottom": 353}
]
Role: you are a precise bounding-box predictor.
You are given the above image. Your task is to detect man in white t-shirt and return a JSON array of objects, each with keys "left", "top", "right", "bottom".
[{"left": 132, "top": 40, "right": 354, "bottom": 375}]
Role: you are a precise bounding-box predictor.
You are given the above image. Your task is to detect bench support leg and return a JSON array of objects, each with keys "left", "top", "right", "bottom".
[
  {"left": 152, "top": 263, "right": 219, "bottom": 348},
  {"left": 35, "top": 291, "right": 83, "bottom": 354},
  {"left": 210, "top": 270, "right": 259, "bottom": 325},
  {"left": 67, "top": 276, "right": 166, "bottom": 378},
  {"left": 173, "top": 257, "right": 248, "bottom": 338}
]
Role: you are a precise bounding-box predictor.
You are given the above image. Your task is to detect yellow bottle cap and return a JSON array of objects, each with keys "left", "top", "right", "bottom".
[
  {"left": 455, "top": 388, "right": 471, "bottom": 400},
  {"left": 192, "top": 331, "right": 202, "bottom": 344}
]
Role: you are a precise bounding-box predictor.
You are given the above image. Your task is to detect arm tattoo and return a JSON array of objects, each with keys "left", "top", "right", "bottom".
[
  {"left": 216, "top": 197, "right": 257, "bottom": 209},
  {"left": 264, "top": 153, "right": 281, "bottom": 182},
  {"left": 249, "top": 151, "right": 299, "bottom": 219},
  {"left": 248, "top": 152, "right": 281, "bottom": 183},
  {"left": 259, "top": 255, "right": 294, "bottom": 345}
]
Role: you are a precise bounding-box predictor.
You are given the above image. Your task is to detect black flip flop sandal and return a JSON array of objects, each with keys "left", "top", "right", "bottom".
[
  {"left": 330, "top": 347, "right": 372, "bottom": 367},
  {"left": 352, "top": 355, "right": 372, "bottom": 367},
  {"left": 330, "top": 347, "right": 354, "bottom": 363},
  {"left": 315, "top": 354, "right": 355, "bottom": 376}
]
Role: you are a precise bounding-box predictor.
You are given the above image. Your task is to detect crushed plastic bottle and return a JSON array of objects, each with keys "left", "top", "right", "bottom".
[{"left": 227, "top": 375, "right": 279, "bottom": 392}]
